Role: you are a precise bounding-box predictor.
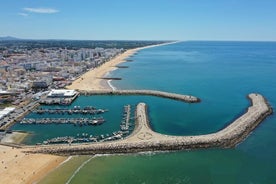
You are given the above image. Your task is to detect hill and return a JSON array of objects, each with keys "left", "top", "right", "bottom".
[{"left": 0, "top": 36, "right": 20, "bottom": 41}]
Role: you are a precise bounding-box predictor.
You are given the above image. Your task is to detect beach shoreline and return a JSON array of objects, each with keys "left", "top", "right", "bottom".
[
  {"left": 0, "top": 144, "right": 66, "bottom": 184},
  {"left": 66, "top": 41, "right": 179, "bottom": 91},
  {"left": 0, "top": 133, "right": 66, "bottom": 184}
]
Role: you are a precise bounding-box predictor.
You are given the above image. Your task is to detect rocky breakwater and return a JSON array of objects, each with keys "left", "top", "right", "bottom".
[
  {"left": 25, "top": 93, "right": 272, "bottom": 155},
  {"left": 145, "top": 93, "right": 273, "bottom": 150},
  {"left": 80, "top": 89, "right": 200, "bottom": 103}
]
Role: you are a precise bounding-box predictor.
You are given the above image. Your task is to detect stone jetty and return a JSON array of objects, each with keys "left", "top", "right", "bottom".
[
  {"left": 115, "top": 66, "right": 129, "bottom": 68},
  {"left": 25, "top": 93, "right": 272, "bottom": 155},
  {"left": 79, "top": 89, "right": 200, "bottom": 103},
  {"left": 99, "top": 77, "right": 122, "bottom": 80}
]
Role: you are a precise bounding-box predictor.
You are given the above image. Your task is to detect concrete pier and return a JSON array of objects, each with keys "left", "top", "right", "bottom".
[
  {"left": 25, "top": 93, "right": 272, "bottom": 155},
  {"left": 114, "top": 66, "right": 129, "bottom": 68},
  {"left": 99, "top": 77, "right": 122, "bottom": 80},
  {"left": 80, "top": 89, "right": 200, "bottom": 103}
]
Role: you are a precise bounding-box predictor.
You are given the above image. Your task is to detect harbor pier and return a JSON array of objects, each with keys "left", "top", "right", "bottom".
[
  {"left": 25, "top": 93, "right": 272, "bottom": 155},
  {"left": 99, "top": 77, "right": 122, "bottom": 80},
  {"left": 79, "top": 89, "right": 200, "bottom": 103}
]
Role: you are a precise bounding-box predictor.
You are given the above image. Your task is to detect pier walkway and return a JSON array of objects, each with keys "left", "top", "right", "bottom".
[{"left": 25, "top": 93, "right": 272, "bottom": 155}]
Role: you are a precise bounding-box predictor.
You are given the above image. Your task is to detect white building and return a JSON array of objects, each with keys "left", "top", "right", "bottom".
[{"left": 47, "top": 89, "right": 77, "bottom": 98}]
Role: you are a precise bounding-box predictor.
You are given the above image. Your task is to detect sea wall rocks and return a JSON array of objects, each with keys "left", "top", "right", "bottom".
[
  {"left": 79, "top": 89, "right": 200, "bottom": 103},
  {"left": 25, "top": 93, "right": 272, "bottom": 155}
]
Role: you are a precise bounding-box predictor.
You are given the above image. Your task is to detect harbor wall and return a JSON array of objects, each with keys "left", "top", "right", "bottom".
[
  {"left": 25, "top": 93, "right": 272, "bottom": 155},
  {"left": 79, "top": 89, "right": 200, "bottom": 103}
]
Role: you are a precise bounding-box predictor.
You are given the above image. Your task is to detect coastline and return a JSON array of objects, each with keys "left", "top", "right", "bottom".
[
  {"left": 0, "top": 41, "right": 274, "bottom": 183},
  {"left": 0, "top": 133, "right": 66, "bottom": 184},
  {"left": 0, "top": 41, "right": 178, "bottom": 184},
  {"left": 66, "top": 41, "right": 179, "bottom": 91}
]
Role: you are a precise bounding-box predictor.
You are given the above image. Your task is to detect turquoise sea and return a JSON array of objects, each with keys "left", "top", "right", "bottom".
[
  {"left": 16, "top": 41, "right": 276, "bottom": 183},
  {"left": 97, "top": 41, "right": 276, "bottom": 184}
]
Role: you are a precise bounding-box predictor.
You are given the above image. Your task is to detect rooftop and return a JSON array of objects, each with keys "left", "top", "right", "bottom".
[{"left": 47, "top": 89, "right": 77, "bottom": 97}]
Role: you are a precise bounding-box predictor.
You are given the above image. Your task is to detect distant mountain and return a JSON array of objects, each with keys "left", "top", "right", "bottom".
[{"left": 0, "top": 36, "right": 20, "bottom": 41}]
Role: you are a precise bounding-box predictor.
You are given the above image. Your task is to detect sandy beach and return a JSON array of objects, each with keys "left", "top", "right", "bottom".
[
  {"left": 67, "top": 41, "right": 178, "bottom": 91},
  {"left": 0, "top": 145, "right": 65, "bottom": 184}
]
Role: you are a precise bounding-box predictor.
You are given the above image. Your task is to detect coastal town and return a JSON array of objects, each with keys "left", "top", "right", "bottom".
[
  {"left": 0, "top": 41, "right": 168, "bottom": 134},
  {"left": 0, "top": 46, "right": 123, "bottom": 105},
  {"left": 0, "top": 45, "right": 127, "bottom": 141},
  {"left": 0, "top": 40, "right": 168, "bottom": 118}
]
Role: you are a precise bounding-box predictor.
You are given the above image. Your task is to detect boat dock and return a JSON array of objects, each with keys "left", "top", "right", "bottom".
[
  {"left": 42, "top": 135, "right": 97, "bottom": 145},
  {"left": 25, "top": 93, "right": 273, "bottom": 155},
  {"left": 33, "top": 106, "right": 108, "bottom": 115},
  {"left": 20, "top": 117, "right": 105, "bottom": 126},
  {"left": 42, "top": 131, "right": 124, "bottom": 145},
  {"left": 120, "top": 105, "right": 132, "bottom": 131},
  {"left": 35, "top": 105, "right": 132, "bottom": 145}
]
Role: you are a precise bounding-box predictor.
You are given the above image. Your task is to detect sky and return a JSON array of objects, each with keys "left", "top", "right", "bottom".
[{"left": 0, "top": 0, "right": 276, "bottom": 41}]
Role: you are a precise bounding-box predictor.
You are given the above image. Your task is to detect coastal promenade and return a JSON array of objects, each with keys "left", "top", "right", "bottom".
[
  {"left": 79, "top": 89, "right": 200, "bottom": 103},
  {"left": 26, "top": 93, "right": 272, "bottom": 155}
]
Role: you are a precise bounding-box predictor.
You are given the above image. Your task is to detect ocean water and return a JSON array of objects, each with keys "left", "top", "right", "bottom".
[{"left": 37, "top": 41, "right": 276, "bottom": 183}]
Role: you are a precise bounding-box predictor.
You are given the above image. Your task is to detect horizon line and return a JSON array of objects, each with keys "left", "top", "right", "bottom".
[{"left": 1, "top": 36, "right": 276, "bottom": 42}]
